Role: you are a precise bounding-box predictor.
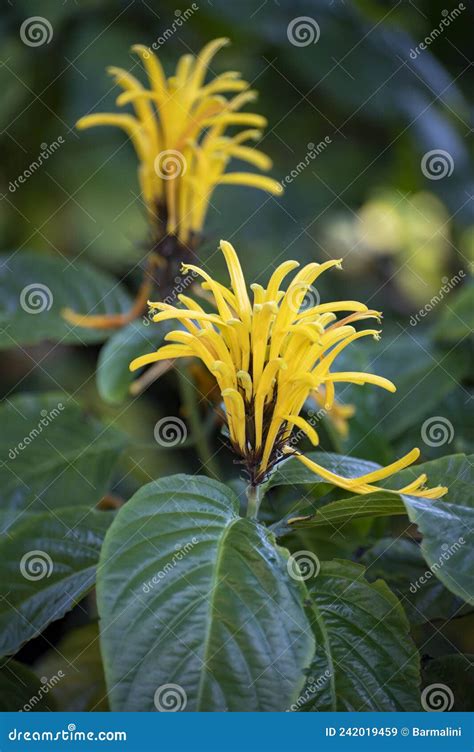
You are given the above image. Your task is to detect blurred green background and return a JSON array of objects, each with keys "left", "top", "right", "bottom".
[{"left": 0, "top": 0, "right": 473, "bottom": 687}]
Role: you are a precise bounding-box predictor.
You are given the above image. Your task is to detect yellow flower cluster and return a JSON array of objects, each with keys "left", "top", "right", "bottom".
[
  {"left": 130, "top": 239, "right": 447, "bottom": 498},
  {"left": 77, "top": 38, "right": 282, "bottom": 246}
]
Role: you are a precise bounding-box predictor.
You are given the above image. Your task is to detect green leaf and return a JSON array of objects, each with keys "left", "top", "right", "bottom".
[
  {"left": 0, "top": 507, "right": 113, "bottom": 657},
  {"left": 0, "top": 392, "right": 127, "bottom": 532},
  {"left": 0, "top": 250, "right": 132, "bottom": 349},
  {"left": 0, "top": 659, "right": 56, "bottom": 711},
  {"left": 35, "top": 623, "right": 107, "bottom": 711},
  {"left": 434, "top": 282, "right": 474, "bottom": 343},
  {"left": 422, "top": 655, "right": 474, "bottom": 712},
  {"left": 273, "top": 491, "right": 406, "bottom": 537},
  {"left": 395, "top": 454, "right": 474, "bottom": 605},
  {"left": 97, "top": 475, "right": 314, "bottom": 711},
  {"left": 97, "top": 319, "right": 169, "bottom": 405},
  {"left": 301, "top": 560, "right": 420, "bottom": 711},
  {"left": 361, "top": 538, "right": 465, "bottom": 625}
]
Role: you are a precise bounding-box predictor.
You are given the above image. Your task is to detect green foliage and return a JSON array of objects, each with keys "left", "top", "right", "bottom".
[
  {"left": 0, "top": 392, "right": 127, "bottom": 532},
  {"left": 0, "top": 660, "right": 55, "bottom": 711},
  {"left": 302, "top": 561, "right": 420, "bottom": 711},
  {"left": 0, "top": 251, "right": 132, "bottom": 349},
  {"left": 97, "top": 320, "right": 169, "bottom": 404},
  {"left": 96, "top": 475, "right": 314, "bottom": 711},
  {"left": 0, "top": 507, "right": 113, "bottom": 657},
  {"left": 35, "top": 623, "right": 108, "bottom": 711}
]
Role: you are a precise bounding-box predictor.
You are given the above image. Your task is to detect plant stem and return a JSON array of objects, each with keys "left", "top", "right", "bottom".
[
  {"left": 246, "top": 484, "right": 263, "bottom": 519},
  {"left": 177, "top": 367, "right": 220, "bottom": 480}
]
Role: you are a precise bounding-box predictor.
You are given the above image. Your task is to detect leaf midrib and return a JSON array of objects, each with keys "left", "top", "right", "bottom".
[{"left": 195, "top": 515, "right": 241, "bottom": 711}]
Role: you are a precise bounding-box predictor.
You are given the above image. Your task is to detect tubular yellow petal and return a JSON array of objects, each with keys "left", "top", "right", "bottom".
[
  {"left": 343, "top": 448, "right": 420, "bottom": 487},
  {"left": 218, "top": 172, "right": 283, "bottom": 194},
  {"left": 220, "top": 240, "right": 252, "bottom": 324},
  {"left": 221, "top": 387, "right": 246, "bottom": 450},
  {"left": 265, "top": 260, "right": 300, "bottom": 302},
  {"left": 130, "top": 345, "right": 190, "bottom": 371},
  {"left": 323, "top": 372, "right": 396, "bottom": 392},
  {"left": 131, "top": 44, "right": 167, "bottom": 101},
  {"left": 237, "top": 370, "right": 253, "bottom": 402},
  {"left": 225, "top": 145, "right": 273, "bottom": 171},
  {"left": 283, "top": 414, "right": 320, "bottom": 446},
  {"left": 190, "top": 37, "right": 230, "bottom": 89}
]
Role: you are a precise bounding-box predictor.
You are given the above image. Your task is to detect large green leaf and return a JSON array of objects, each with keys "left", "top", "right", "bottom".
[
  {"left": 0, "top": 250, "right": 132, "bottom": 349},
  {"left": 0, "top": 392, "right": 127, "bottom": 532},
  {"left": 301, "top": 560, "right": 420, "bottom": 711},
  {"left": 97, "top": 475, "right": 314, "bottom": 711},
  {"left": 0, "top": 660, "right": 55, "bottom": 711},
  {"left": 97, "top": 319, "right": 169, "bottom": 405},
  {"left": 0, "top": 507, "right": 113, "bottom": 657},
  {"left": 361, "top": 538, "right": 465, "bottom": 625},
  {"left": 395, "top": 455, "right": 474, "bottom": 605},
  {"left": 35, "top": 623, "right": 107, "bottom": 711}
]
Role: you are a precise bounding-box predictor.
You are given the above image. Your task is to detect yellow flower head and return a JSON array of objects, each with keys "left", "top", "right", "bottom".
[
  {"left": 76, "top": 38, "right": 282, "bottom": 247},
  {"left": 130, "top": 240, "right": 447, "bottom": 498}
]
